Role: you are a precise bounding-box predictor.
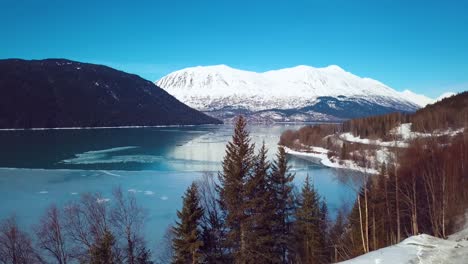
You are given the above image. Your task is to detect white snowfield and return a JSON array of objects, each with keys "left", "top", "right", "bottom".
[
  {"left": 339, "top": 227, "right": 468, "bottom": 264},
  {"left": 156, "top": 65, "right": 428, "bottom": 111}
]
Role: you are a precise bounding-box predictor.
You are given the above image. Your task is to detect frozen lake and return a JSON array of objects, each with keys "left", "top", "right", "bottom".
[{"left": 0, "top": 124, "right": 354, "bottom": 249}]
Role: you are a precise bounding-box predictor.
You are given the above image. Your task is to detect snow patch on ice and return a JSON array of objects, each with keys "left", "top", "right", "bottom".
[
  {"left": 99, "top": 170, "right": 121, "bottom": 177},
  {"left": 96, "top": 198, "right": 110, "bottom": 204},
  {"left": 61, "top": 146, "right": 165, "bottom": 165}
]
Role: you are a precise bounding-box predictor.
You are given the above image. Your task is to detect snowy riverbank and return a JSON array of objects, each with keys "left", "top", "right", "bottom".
[{"left": 283, "top": 146, "right": 378, "bottom": 174}]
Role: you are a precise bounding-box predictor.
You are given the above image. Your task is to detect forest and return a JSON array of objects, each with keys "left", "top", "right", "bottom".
[{"left": 278, "top": 92, "right": 468, "bottom": 261}]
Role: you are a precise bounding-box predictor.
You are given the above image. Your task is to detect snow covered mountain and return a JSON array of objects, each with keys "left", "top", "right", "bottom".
[
  {"left": 399, "top": 90, "right": 434, "bottom": 107},
  {"left": 156, "top": 65, "right": 428, "bottom": 122}
]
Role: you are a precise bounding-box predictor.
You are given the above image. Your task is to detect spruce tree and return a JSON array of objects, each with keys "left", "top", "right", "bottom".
[
  {"left": 269, "top": 146, "right": 295, "bottom": 263},
  {"left": 244, "top": 143, "right": 276, "bottom": 263},
  {"left": 318, "top": 199, "right": 331, "bottom": 263},
  {"left": 89, "top": 229, "right": 117, "bottom": 264},
  {"left": 293, "top": 175, "right": 322, "bottom": 263},
  {"left": 172, "top": 183, "right": 204, "bottom": 264},
  {"left": 218, "top": 116, "right": 255, "bottom": 262}
]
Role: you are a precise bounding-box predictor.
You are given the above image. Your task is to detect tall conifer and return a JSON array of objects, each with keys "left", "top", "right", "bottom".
[
  {"left": 244, "top": 143, "right": 277, "bottom": 263},
  {"left": 217, "top": 116, "right": 255, "bottom": 262},
  {"left": 172, "top": 183, "right": 204, "bottom": 264},
  {"left": 269, "top": 146, "right": 295, "bottom": 263}
]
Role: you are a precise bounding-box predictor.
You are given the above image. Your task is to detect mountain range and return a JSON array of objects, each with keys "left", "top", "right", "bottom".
[
  {"left": 0, "top": 59, "right": 221, "bottom": 129},
  {"left": 156, "top": 65, "right": 445, "bottom": 122}
]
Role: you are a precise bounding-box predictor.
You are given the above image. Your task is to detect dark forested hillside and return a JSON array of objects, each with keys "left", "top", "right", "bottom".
[
  {"left": 0, "top": 59, "right": 221, "bottom": 129},
  {"left": 411, "top": 91, "right": 468, "bottom": 132}
]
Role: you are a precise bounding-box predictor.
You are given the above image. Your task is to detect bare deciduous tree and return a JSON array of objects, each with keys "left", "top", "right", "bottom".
[
  {"left": 0, "top": 216, "right": 39, "bottom": 264},
  {"left": 35, "top": 205, "right": 69, "bottom": 264},
  {"left": 63, "top": 193, "right": 110, "bottom": 261},
  {"left": 110, "top": 187, "right": 148, "bottom": 264},
  {"left": 155, "top": 225, "right": 175, "bottom": 264}
]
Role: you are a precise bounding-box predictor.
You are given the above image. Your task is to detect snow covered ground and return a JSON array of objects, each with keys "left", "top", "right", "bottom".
[
  {"left": 283, "top": 146, "right": 378, "bottom": 174},
  {"left": 285, "top": 123, "right": 465, "bottom": 174},
  {"left": 339, "top": 132, "right": 409, "bottom": 148},
  {"left": 339, "top": 124, "right": 465, "bottom": 149},
  {"left": 339, "top": 227, "right": 468, "bottom": 264}
]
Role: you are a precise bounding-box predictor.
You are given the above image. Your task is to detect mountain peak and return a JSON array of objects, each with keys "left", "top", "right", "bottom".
[
  {"left": 400, "top": 90, "right": 434, "bottom": 107},
  {"left": 156, "top": 64, "right": 424, "bottom": 113},
  {"left": 324, "top": 64, "right": 345, "bottom": 72}
]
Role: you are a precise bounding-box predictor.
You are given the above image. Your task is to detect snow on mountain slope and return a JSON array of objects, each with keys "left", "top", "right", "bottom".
[
  {"left": 436, "top": 92, "right": 456, "bottom": 102},
  {"left": 399, "top": 89, "right": 434, "bottom": 107},
  {"left": 156, "top": 65, "right": 421, "bottom": 112}
]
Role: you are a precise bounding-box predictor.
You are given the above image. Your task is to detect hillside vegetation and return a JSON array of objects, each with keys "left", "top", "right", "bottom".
[{"left": 280, "top": 92, "right": 468, "bottom": 261}]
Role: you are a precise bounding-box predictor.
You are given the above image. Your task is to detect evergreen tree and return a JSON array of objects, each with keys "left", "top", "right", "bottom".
[
  {"left": 318, "top": 199, "right": 331, "bottom": 263},
  {"left": 198, "top": 173, "right": 230, "bottom": 263},
  {"left": 293, "top": 175, "right": 323, "bottom": 264},
  {"left": 269, "top": 146, "right": 295, "bottom": 263},
  {"left": 217, "top": 116, "right": 255, "bottom": 262},
  {"left": 89, "top": 230, "right": 117, "bottom": 264},
  {"left": 243, "top": 143, "right": 277, "bottom": 263},
  {"left": 172, "top": 183, "right": 204, "bottom": 264},
  {"left": 136, "top": 247, "right": 153, "bottom": 264}
]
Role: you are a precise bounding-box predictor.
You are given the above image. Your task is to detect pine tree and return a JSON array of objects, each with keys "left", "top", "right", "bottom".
[
  {"left": 217, "top": 116, "right": 255, "bottom": 262},
  {"left": 269, "top": 146, "right": 295, "bottom": 263},
  {"left": 89, "top": 229, "right": 117, "bottom": 264},
  {"left": 318, "top": 199, "right": 330, "bottom": 263},
  {"left": 243, "top": 143, "right": 276, "bottom": 263},
  {"left": 293, "top": 175, "right": 323, "bottom": 263},
  {"left": 172, "top": 183, "right": 204, "bottom": 264}
]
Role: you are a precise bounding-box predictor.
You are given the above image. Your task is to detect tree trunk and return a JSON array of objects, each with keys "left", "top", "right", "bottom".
[
  {"left": 395, "top": 166, "right": 401, "bottom": 242},
  {"left": 357, "top": 195, "right": 367, "bottom": 254}
]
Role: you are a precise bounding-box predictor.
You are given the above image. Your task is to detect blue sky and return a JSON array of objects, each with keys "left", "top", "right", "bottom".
[{"left": 1, "top": 0, "right": 467, "bottom": 98}]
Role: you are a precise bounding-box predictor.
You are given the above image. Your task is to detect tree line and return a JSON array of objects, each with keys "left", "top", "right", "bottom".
[
  {"left": 329, "top": 131, "right": 468, "bottom": 261},
  {"left": 279, "top": 92, "right": 467, "bottom": 149}
]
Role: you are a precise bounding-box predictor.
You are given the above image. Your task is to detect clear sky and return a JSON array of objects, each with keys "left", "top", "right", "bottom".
[{"left": 1, "top": 0, "right": 467, "bottom": 98}]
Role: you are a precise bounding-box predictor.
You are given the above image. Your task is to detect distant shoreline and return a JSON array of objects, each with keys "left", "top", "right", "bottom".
[
  {"left": 0, "top": 121, "right": 341, "bottom": 131},
  {"left": 0, "top": 124, "right": 223, "bottom": 131}
]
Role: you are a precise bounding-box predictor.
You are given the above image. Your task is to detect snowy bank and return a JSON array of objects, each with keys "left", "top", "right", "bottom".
[
  {"left": 339, "top": 228, "right": 468, "bottom": 264},
  {"left": 283, "top": 146, "right": 378, "bottom": 174}
]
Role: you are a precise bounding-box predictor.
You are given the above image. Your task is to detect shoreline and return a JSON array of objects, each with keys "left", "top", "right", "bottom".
[
  {"left": 0, "top": 123, "right": 225, "bottom": 131},
  {"left": 283, "top": 146, "right": 378, "bottom": 174}
]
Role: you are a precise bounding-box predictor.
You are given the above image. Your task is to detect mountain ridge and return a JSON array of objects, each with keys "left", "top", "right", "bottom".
[
  {"left": 0, "top": 59, "right": 221, "bottom": 129},
  {"left": 156, "top": 64, "right": 433, "bottom": 121}
]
